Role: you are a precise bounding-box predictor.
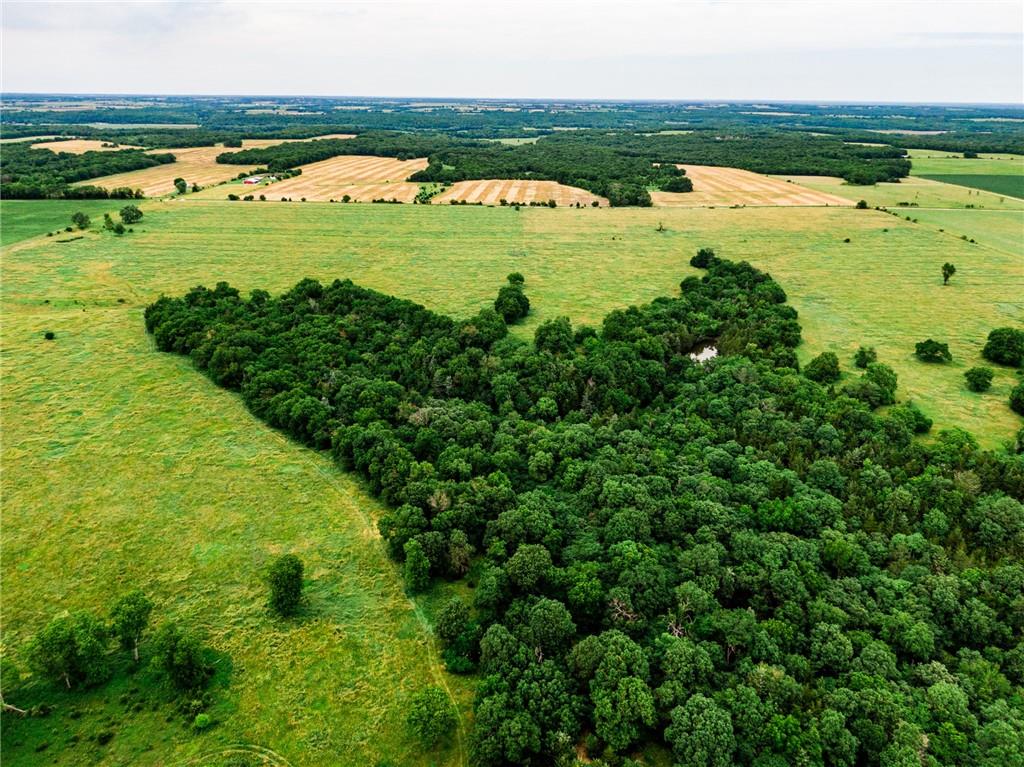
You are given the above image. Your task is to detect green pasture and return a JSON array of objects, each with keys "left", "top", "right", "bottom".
[
  {"left": 2, "top": 198, "right": 1022, "bottom": 765},
  {"left": 0, "top": 200, "right": 123, "bottom": 246},
  {"left": 906, "top": 150, "right": 1024, "bottom": 198},
  {"left": 777, "top": 174, "right": 1024, "bottom": 210}
]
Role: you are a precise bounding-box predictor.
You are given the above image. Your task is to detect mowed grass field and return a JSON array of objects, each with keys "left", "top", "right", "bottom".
[
  {"left": 2, "top": 197, "right": 1021, "bottom": 765},
  {"left": 431, "top": 179, "right": 606, "bottom": 207},
  {"left": 652, "top": 165, "right": 853, "bottom": 208},
  {"left": 70, "top": 137, "right": 355, "bottom": 199},
  {"left": 30, "top": 139, "right": 144, "bottom": 153},
  {"left": 0, "top": 199, "right": 121, "bottom": 246},
  {"left": 907, "top": 149, "right": 1024, "bottom": 199},
  {"left": 200, "top": 155, "right": 430, "bottom": 202},
  {"left": 778, "top": 174, "right": 1024, "bottom": 210}
]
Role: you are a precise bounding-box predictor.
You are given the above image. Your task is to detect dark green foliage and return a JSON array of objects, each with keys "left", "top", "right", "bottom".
[
  {"left": 70, "top": 211, "right": 91, "bottom": 230},
  {"left": 267, "top": 554, "right": 304, "bottom": 616},
  {"left": 804, "top": 351, "right": 841, "bottom": 383},
  {"left": 915, "top": 339, "right": 953, "bottom": 363},
  {"left": 0, "top": 142, "right": 169, "bottom": 198},
  {"left": 27, "top": 613, "right": 110, "bottom": 689},
  {"left": 983, "top": 327, "right": 1024, "bottom": 367},
  {"left": 403, "top": 540, "right": 431, "bottom": 594},
  {"left": 853, "top": 345, "right": 877, "bottom": 368},
  {"left": 109, "top": 590, "right": 153, "bottom": 661},
  {"left": 406, "top": 687, "right": 456, "bottom": 747},
  {"left": 943, "top": 262, "right": 957, "bottom": 285},
  {"left": 1011, "top": 383, "right": 1024, "bottom": 415},
  {"left": 119, "top": 205, "right": 143, "bottom": 225},
  {"left": 965, "top": 367, "right": 995, "bottom": 393},
  {"left": 43, "top": 331, "right": 55, "bottom": 341},
  {"left": 494, "top": 275, "right": 530, "bottom": 324},
  {"left": 855, "top": 199, "right": 869, "bottom": 209},
  {"left": 690, "top": 247, "right": 716, "bottom": 269},
  {"left": 150, "top": 623, "right": 212, "bottom": 694},
  {"left": 174, "top": 177, "right": 187, "bottom": 194},
  {"left": 146, "top": 254, "right": 1024, "bottom": 766}
]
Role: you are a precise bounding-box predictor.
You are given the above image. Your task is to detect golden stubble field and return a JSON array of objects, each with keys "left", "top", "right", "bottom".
[
  {"left": 431, "top": 179, "right": 607, "bottom": 207},
  {"left": 652, "top": 164, "right": 854, "bottom": 207},
  {"left": 30, "top": 138, "right": 145, "bottom": 153},
  {"left": 242, "top": 155, "right": 429, "bottom": 201},
  {"left": 70, "top": 136, "right": 356, "bottom": 198}
]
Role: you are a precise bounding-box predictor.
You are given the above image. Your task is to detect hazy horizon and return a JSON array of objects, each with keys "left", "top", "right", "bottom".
[{"left": 2, "top": 0, "right": 1022, "bottom": 104}]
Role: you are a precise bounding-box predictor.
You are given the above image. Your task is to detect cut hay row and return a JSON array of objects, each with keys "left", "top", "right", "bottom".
[
  {"left": 431, "top": 179, "right": 607, "bottom": 207},
  {"left": 652, "top": 165, "right": 853, "bottom": 208},
  {"left": 247, "top": 155, "right": 429, "bottom": 201}
]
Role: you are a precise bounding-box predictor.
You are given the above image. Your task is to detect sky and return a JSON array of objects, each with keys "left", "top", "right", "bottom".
[{"left": 2, "top": 0, "right": 1022, "bottom": 103}]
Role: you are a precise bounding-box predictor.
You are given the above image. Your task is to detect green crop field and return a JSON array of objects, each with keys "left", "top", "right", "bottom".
[
  {"left": 776, "top": 174, "right": 1024, "bottom": 210},
  {"left": 2, "top": 199, "right": 1022, "bottom": 766},
  {"left": 905, "top": 150, "right": 1024, "bottom": 198},
  {"left": 0, "top": 200, "right": 124, "bottom": 246}
]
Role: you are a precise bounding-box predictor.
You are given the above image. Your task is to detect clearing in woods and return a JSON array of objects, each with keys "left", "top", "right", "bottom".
[
  {"left": 30, "top": 138, "right": 145, "bottom": 153},
  {"left": 430, "top": 179, "right": 607, "bottom": 207},
  {"left": 226, "top": 155, "right": 429, "bottom": 201},
  {"left": 651, "top": 164, "right": 854, "bottom": 207}
]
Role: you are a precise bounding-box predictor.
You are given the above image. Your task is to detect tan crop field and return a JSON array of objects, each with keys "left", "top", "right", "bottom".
[
  {"left": 30, "top": 138, "right": 144, "bottom": 153},
  {"left": 233, "top": 155, "right": 429, "bottom": 201},
  {"left": 70, "top": 137, "right": 355, "bottom": 198},
  {"left": 652, "top": 164, "right": 854, "bottom": 207},
  {"left": 430, "top": 179, "right": 607, "bottom": 206}
]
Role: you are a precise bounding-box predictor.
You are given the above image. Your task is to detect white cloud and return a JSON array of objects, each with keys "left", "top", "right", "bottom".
[{"left": 2, "top": 0, "right": 1021, "bottom": 101}]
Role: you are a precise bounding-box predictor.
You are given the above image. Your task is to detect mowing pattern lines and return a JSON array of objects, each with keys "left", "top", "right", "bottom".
[
  {"left": 430, "top": 179, "right": 607, "bottom": 206},
  {"left": 251, "top": 155, "right": 429, "bottom": 201},
  {"left": 30, "top": 139, "right": 144, "bottom": 153},
  {"left": 652, "top": 165, "right": 854, "bottom": 207}
]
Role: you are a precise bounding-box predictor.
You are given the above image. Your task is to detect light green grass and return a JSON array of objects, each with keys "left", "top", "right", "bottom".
[
  {"left": 0, "top": 200, "right": 124, "bottom": 246},
  {"left": 776, "top": 174, "right": 1024, "bottom": 210},
  {"left": 908, "top": 152, "right": 1024, "bottom": 198},
  {"left": 2, "top": 200, "right": 1021, "bottom": 765}
]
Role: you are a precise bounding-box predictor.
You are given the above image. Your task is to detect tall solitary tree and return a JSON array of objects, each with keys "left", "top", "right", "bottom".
[
  {"left": 267, "top": 554, "right": 304, "bottom": 616},
  {"left": 110, "top": 590, "right": 153, "bottom": 661},
  {"left": 942, "top": 262, "right": 956, "bottom": 285}
]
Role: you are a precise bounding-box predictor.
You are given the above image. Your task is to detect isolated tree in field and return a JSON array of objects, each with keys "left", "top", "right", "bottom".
[
  {"left": 494, "top": 276, "right": 530, "bottom": 324},
  {"left": 1011, "top": 383, "right": 1024, "bottom": 416},
  {"left": 964, "top": 367, "right": 994, "bottom": 393},
  {"left": 151, "top": 623, "right": 212, "bottom": 694},
  {"left": 403, "top": 539, "right": 431, "bottom": 593},
  {"left": 942, "top": 262, "right": 956, "bottom": 285},
  {"left": 915, "top": 339, "right": 952, "bottom": 363},
  {"left": 982, "top": 327, "right": 1024, "bottom": 367},
  {"left": 854, "top": 346, "right": 877, "bottom": 368},
  {"left": 406, "top": 686, "right": 456, "bottom": 747},
  {"left": 804, "top": 351, "right": 841, "bottom": 383},
  {"left": 855, "top": 199, "right": 869, "bottom": 209},
  {"left": 28, "top": 612, "right": 110, "bottom": 689},
  {"left": 174, "top": 177, "right": 187, "bottom": 194},
  {"left": 110, "top": 590, "right": 153, "bottom": 661},
  {"left": 119, "top": 204, "right": 143, "bottom": 225},
  {"left": 267, "top": 554, "right": 303, "bottom": 616},
  {"left": 103, "top": 213, "right": 115, "bottom": 230},
  {"left": 71, "top": 211, "right": 90, "bottom": 230}
]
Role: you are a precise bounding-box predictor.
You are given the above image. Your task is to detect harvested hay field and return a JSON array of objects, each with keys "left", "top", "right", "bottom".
[
  {"left": 74, "top": 146, "right": 258, "bottom": 197},
  {"left": 431, "top": 179, "right": 607, "bottom": 207},
  {"left": 68, "top": 137, "right": 354, "bottom": 198},
  {"left": 652, "top": 165, "right": 853, "bottom": 208},
  {"left": 31, "top": 138, "right": 144, "bottom": 153},
  {"left": 245, "top": 155, "right": 428, "bottom": 201}
]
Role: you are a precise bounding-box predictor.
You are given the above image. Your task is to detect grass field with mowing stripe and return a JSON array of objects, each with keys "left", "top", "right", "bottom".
[
  {"left": 2, "top": 199, "right": 1020, "bottom": 766},
  {"left": 1, "top": 200, "right": 123, "bottom": 246}
]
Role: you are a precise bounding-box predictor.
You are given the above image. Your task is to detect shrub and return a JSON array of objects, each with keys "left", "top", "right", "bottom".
[
  {"left": 1010, "top": 383, "right": 1024, "bottom": 416},
  {"left": 44, "top": 331, "right": 55, "bottom": 341},
  {"left": 914, "top": 339, "right": 952, "bottom": 363},
  {"left": 964, "top": 367, "right": 994, "bottom": 392},
  {"left": 267, "top": 554, "right": 304, "bottom": 616},
  {"left": 193, "top": 713, "right": 212, "bottom": 731},
  {"left": 406, "top": 687, "right": 456, "bottom": 747},
  {"left": 71, "top": 211, "right": 91, "bottom": 229},
  {"left": 119, "top": 205, "right": 143, "bottom": 225},
  {"left": 804, "top": 351, "right": 841, "bottom": 383},
  {"left": 690, "top": 247, "right": 716, "bottom": 269},
  {"left": 855, "top": 199, "right": 868, "bottom": 209},
  {"left": 982, "top": 327, "right": 1024, "bottom": 367},
  {"left": 151, "top": 623, "right": 212, "bottom": 694},
  {"left": 853, "top": 346, "right": 877, "bottom": 368}
]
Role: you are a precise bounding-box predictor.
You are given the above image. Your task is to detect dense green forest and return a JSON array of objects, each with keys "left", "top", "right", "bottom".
[
  {"left": 0, "top": 142, "right": 173, "bottom": 198},
  {"left": 145, "top": 256, "right": 1024, "bottom": 766}
]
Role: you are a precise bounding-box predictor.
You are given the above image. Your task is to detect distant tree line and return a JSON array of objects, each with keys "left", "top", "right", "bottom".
[{"left": 145, "top": 253, "right": 1024, "bottom": 765}]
